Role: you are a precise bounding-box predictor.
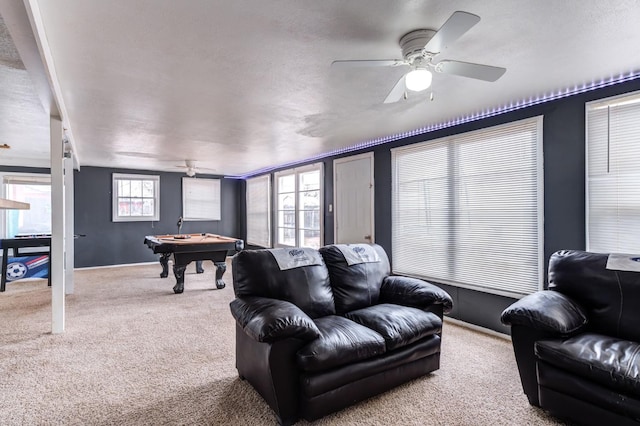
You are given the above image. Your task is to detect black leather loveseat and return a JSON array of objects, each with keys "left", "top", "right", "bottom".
[
  {"left": 230, "top": 243, "right": 453, "bottom": 425},
  {"left": 501, "top": 250, "right": 640, "bottom": 426}
]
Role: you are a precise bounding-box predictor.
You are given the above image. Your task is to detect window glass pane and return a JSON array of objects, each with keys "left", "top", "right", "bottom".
[
  {"left": 299, "top": 171, "right": 319, "bottom": 190},
  {"left": 142, "top": 199, "right": 154, "bottom": 216},
  {"left": 299, "top": 190, "right": 319, "bottom": 209},
  {"left": 278, "top": 194, "right": 295, "bottom": 210},
  {"left": 130, "top": 199, "right": 143, "bottom": 216},
  {"left": 299, "top": 209, "right": 320, "bottom": 230},
  {"left": 278, "top": 227, "right": 296, "bottom": 246},
  {"left": 119, "top": 180, "right": 130, "bottom": 197},
  {"left": 278, "top": 174, "right": 295, "bottom": 193},
  {"left": 142, "top": 180, "right": 154, "bottom": 197},
  {"left": 278, "top": 210, "right": 295, "bottom": 228},
  {"left": 130, "top": 180, "right": 142, "bottom": 197},
  {"left": 300, "top": 229, "right": 320, "bottom": 249},
  {"left": 5, "top": 182, "right": 52, "bottom": 237},
  {"left": 118, "top": 198, "right": 131, "bottom": 216}
]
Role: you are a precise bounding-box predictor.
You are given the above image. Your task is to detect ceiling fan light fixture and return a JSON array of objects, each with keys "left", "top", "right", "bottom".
[{"left": 405, "top": 68, "right": 432, "bottom": 92}]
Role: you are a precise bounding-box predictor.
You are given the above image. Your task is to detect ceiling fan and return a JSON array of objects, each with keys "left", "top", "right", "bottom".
[
  {"left": 332, "top": 11, "right": 506, "bottom": 104},
  {"left": 175, "top": 160, "right": 216, "bottom": 177}
]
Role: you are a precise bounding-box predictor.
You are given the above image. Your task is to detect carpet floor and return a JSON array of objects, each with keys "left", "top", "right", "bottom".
[{"left": 0, "top": 261, "right": 564, "bottom": 425}]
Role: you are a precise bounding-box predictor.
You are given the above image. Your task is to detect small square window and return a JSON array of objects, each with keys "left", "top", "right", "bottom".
[{"left": 112, "top": 173, "right": 160, "bottom": 222}]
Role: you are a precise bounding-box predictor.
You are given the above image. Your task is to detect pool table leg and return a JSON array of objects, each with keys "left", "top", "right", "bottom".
[
  {"left": 172, "top": 264, "right": 186, "bottom": 294},
  {"left": 195, "top": 260, "right": 204, "bottom": 274},
  {"left": 214, "top": 262, "right": 227, "bottom": 289},
  {"left": 159, "top": 253, "right": 171, "bottom": 278}
]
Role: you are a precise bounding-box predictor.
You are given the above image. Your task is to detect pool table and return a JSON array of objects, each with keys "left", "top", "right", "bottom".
[{"left": 144, "top": 233, "right": 244, "bottom": 293}]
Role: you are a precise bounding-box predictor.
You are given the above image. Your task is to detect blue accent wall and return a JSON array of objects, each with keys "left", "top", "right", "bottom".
[
  {"left": 72, "top": 167, "right": 241, "bottom": 268},
  {"left": 4, "top": 78, "right": 640, "bottom": 332},
  {"left": 251, "top": 78, "right": 640, "bottom": 333}
]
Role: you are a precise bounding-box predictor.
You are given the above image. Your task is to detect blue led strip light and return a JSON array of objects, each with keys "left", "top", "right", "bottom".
[{"left": 228, "top": 70, "right": 640, "bottom": 180}]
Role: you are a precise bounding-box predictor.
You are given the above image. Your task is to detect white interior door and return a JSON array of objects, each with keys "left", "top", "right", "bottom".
[{"left": 334, "top": 153, "right": 374, "bottom": 244}]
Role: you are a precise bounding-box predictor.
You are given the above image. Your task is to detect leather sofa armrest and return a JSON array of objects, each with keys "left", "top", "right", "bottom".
[
  {"left": 380, "top": 275, "right": 453, "bottom": 314},
  {"left": 230, "top": 296, "right": 320, "bottom": 343},
  {"left": 501, "top": 291, "right": 587, "bottom": 336}
]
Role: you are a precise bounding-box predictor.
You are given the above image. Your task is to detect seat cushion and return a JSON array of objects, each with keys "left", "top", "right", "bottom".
[
  {"left": 535, "top": 333, "right": 640, "bottom": 397},
  {"left": 296, "top": 315, "right": 386, "bottom": 372},
  {"left": 345, "top": 304, "right": 442, "bottom": 351}
]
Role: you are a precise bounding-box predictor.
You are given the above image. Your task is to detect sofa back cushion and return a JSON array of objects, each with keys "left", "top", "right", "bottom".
[
  {"left": 319, "top": 244, "right": 390, "bottom": 314},
  {"left": 549, "top": 250, "right": 640, "bottom": 342},
  {"left": 232, "top": 248, "right": 335, "bottom": 318}
]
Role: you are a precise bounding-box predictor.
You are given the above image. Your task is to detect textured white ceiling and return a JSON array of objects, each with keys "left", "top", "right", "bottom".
[{"left": 2, "top": 1, "right": 640, "bottom": 176}]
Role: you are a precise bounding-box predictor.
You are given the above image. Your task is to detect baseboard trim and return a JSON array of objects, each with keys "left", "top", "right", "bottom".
[
  {"left": 444, "top": 316, "right": 511, "bottom": 341},
  {"left": 75, "top": 256, "right": 233, "bottom": 271},
  {"left": 75, "top": 261, "right": 159, "bottom": 271}
]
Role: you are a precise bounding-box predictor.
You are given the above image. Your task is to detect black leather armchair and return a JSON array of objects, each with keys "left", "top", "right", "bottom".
[
  {"left": 501, "top": 250, "right": 640, "bottom": 426},
  {"left": 230, "top": 244, "right": 453, "bottom": 425}
]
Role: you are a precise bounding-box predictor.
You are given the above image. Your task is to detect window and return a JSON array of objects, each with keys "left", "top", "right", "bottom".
[
  {"left": 586, "top": 92, "right": 640, "bottom": 253},
  {"left": 182, "top": 177, "right": 221, "bottom": 221},
  {"left": 392, "top": 117, "right": 543, "bottom": 297},
  {"left": 1, "top": 174, "right": 51, "bottom": 238},
  {"left": 274, "top": 163, "right": 323, "bottom": 248},
  {"left": 112, "top": 173, "right": 159, "bottom": 222},
  {"left": 246, "top": 175, "right": 271, "bottom": 247}
]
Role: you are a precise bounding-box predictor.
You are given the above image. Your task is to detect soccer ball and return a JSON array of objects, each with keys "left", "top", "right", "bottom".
[{"left": 6, "top": 262, "right": 28, "bottom": 280}]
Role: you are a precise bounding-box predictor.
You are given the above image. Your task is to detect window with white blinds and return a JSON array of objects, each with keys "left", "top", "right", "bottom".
[
  {"left": 182, "top": 178, "right": 221, "bottom": 221},
  {"left": 391, "top": 117, "right": 543, "bottom": 297},
  {"left": 246, "top": 175, "right": 271, "bottom": 247},
  {"left": 586, "top": 92, "right": 640, "bottom": 253}
]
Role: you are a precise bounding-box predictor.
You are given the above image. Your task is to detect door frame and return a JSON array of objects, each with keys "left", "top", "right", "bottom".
[{"left": 333, "top": 152, "right": 375, "bottom": 244}]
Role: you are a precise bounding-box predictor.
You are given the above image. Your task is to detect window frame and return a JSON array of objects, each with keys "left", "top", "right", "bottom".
[
  {"left": 0, "top": 172, "right": 52, "bottom": 238},
  {"left": 585, "top": 91, "right": 640, "bottom": 253},
  {"left": 182, "top": 177, "right": 221, "bottom": 221},
  {"left": 112, "top": 173, "right": 160, "bottom": 222},
  {"left": 391, "top": 116, "right": 544, "bottom": 298},
  {"left": 274, "top": 163, "right": 323, "bottom": 249},
  {"left": 246, "top": 174, "right": 272, "bottom": 247}
]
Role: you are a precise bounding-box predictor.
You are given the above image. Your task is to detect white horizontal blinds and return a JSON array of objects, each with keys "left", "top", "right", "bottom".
[
  {"left": 393, "top": 140, "right": 451, "bottom": 281},
  {"left": 392, "top": 117, "right": 543, "bottom": 297},
  {"left": 587, "top": 93, "right": 640, "bottom": 253},
  {"left": 182, "top": 178, "right": 221, "bottom": 220},
  {"left": 246, "top": 175, "right": 271, "bottom": 247}
]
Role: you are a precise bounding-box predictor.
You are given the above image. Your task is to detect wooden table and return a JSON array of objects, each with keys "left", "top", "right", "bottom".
[{"left": 144, "top": 233, "right": 244, "bottom": 293}]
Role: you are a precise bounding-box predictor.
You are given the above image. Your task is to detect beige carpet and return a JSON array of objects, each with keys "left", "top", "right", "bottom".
[{"left": 0, "top": 261, "right": 564, "bottom": 425}]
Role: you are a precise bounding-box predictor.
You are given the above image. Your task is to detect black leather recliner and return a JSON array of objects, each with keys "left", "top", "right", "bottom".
[
  {"left": 501, "top": 250, "right": 640, "bottom": 426},
  {"left": 230, "top": 243, "right": 453, "bottom": 425}
]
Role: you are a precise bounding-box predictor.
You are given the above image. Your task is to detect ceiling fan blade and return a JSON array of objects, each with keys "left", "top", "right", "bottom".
[
  {"left": 424, "top": 11, "right": 481, "bottom": 54},
  {"left": 435, "top": 60, "right": 506, "bottom": 82},
  {"left": 383, "top": 75, "right": 407, "bottom": 104},
  {"left": 332, "top": 59, "right": 407, "bottom": 68}
]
